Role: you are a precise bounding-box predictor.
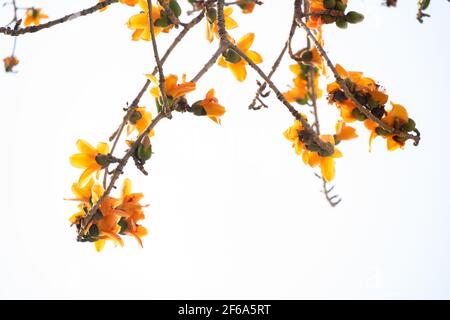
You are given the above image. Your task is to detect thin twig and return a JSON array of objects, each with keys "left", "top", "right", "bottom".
[{"left": 0, "top": 0, "right": 119, "bottom": 36}]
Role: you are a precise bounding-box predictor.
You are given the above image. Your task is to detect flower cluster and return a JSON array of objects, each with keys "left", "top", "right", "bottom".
[
  {"left": 284, "top": 118, "right": 355, "bottom": 182},
  {"left": 307, "top": 0, "right": 364, "bottom": 30},
  {"left": 327, "top": 64, "right": 418, "bottom": 151},
  {"left": 68, "top": 140, "right": 148, "bottom": 251}
]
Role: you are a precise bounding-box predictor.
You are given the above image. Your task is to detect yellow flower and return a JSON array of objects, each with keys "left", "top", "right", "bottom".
[
  {"left": 24, "top": 8, "right": 48, "bottom": 27},
  {"left": 218, "top": 33, "right": 263, "bottom": 82},
  {"left": 127, "top": 107, "right": 155, "bottom": 137},
  {"left": 192, "top": 89, "right": 226, "bottom": 124},
  {"left": 3, "top": 56, "right": 19, "bottom": 72},
  {"left": 283, "top": 119, "right": 306, "bottom": 156},
  {"left": 117, "top": 178, "right": 148, "bottom": 247},
  {"left": 149, "top": 74, "right": 196, "bottom": 100},
  {"left": 68, "top": 182, "right": 104, "bottom": 224},
  {"left": 284, "top": 120, "right": 342, "bottom": 182},
  {"left": 334, "top": 121, "right": 357, "bottom": 143},
  {"left": 127, "top": 0, "right": 172, "bottom": 41},
  {"left": 70, "top": 139, "right": 110, "bottom": 186},
  {"left": 302, "top": 135, "right": 342, "bottom": 182},
  {"left": 283, "top": 63, "right": 322, "bottom": 104},
  {"left": 206, "top": 7, "right": 238, "bottom": 43},
  {"left": 66, "top": 179, "right": 96, "bottom": 204}
]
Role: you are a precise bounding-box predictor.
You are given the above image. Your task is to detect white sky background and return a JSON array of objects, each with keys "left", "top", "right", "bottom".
[{"left": 0, "top": 0, "right": 449, "bottom": 299}]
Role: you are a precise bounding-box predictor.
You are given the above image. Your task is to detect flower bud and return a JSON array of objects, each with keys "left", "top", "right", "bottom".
[
  {"left": 321, "top": 15, "right": 336, "bottom": 24},
  {"left": 345, "top": 11, "right": 364, "bottom": 24},
  {"left": 137, "top": 136, "right": 152, "bottom": 162},
  {"left": 400, "top": 118, "right": 416, "bottom": 132},
  {"left": 351, "top": 108, "right": 367, "bottom": 121},
  {"left": 223, "top": 49, "right": 242, "bottom": 64},
  {"left": 206, "top": 7, "right": 217, "bottom": 24},
  {"left": 318, "top": 147, "right": 334, "bottom": 157},
  {"left": 169, "top": 0, "right": 182, "bottom": 18},
  {"left": 393, "top": 135, "right": 407, "bottom": 144},
  {"left": 375, "top": 127, "right": 390, "bottom": 136},
  {"left": 88, "top": 224, "right": 99, "bottom": 238},
  {"left": 155, "top": 13, "right": 170, "bottom": 27},
  {"left": 335, "top": 0, "right": 347, "bottom": 11},
  {"left": 336, "top": 18, "right": 348, "bottom": 29},
  {"left": 323, "top": 0, "right": 336, "bottom": 10}
]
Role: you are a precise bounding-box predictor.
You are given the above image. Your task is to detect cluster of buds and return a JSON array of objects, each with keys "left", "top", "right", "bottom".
[{"left": 307, "top": 0, "right": 364, "bottom": 29}]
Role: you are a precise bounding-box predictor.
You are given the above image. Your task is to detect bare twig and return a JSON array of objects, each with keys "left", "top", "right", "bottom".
[{"left": 0, "top": 0, "right": 119, "bottom": 36}]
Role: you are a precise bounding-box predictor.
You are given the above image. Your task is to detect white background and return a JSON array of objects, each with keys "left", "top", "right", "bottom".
[{"left": 0, "top": 0, "right": 449, "bottom": 299}]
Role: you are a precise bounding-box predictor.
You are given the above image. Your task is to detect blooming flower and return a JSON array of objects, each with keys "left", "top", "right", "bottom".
[
  {"left": 218, "top": 33, "right": 263, "bottom": 82},
  {"left": 24, "top": 8, "right": 48, "bottom": 26},
  {"left": 127, "top": 107, "right": 155, "bottom": 138},
  {"left": 284, "top": 120, "right": 342, "bottom": 182},
  {"left": 191, "top": 89, "right": 226, "bottom": 124},
  {"left": 127, "top": 0, "right": 172, "bottom": 41},
  {"left": 334, "top": 121, "right": 357, "bottom": 144},
  {"left": 3, "top": 56, "right": 19, "bottom": 72},
  {"left": 70, "top": 139, "right": 110, "bottom": 186},
  {"left": 206, "top": 7, "right": 238, "bottom": 43},
  {"left": 117, "top": 178, "right": 148, "bottom": 247},
  {"left": 149, "top": 74, "right": 196, "bottom": 100},
  {"left": 365, "top": 102, "right": 412, "bottom": 151}
]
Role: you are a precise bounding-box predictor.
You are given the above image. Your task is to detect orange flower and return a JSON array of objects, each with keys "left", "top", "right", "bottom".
[
  {"left": 127, "top": 0, "right": 172, "bottom": 41},
  {"left": 24, "top": 8, "right": 48, "bottom": 26},
  {"left": 127, "top": 107, "right": 155, "bottom": 138},
  {"left": 218, "top": 33, "right": 263, "bottom": 82},
  {"left": 206, "top": 7, "right": 237, "bottom": 43},
  {"left": 192, "top": 89, "right": 226, "bottom": 124},
  {"left": 117, "top": 179, "right": 148, "bottom": 247},
  {"left": 3, "top": 56, "right": 19, "bottom": 72},
  {"left": 69, "top": 139, "right": 110, "bottom": 186},
  {"left": 334, "top": 121, "right": 357, "bottom": 143},
  {"left": 149, "top": 74, "right": 196, "bottom": 100}
]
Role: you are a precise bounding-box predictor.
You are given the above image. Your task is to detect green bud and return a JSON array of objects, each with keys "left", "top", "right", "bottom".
[
  {"left": 352, "top": 108, "right": 367, "bottom": 121},
  {"left": 335, "top": 0, "right": 347, "bottom": 11},
  {"left": 335, "top": 17, "right": 348, "bottom": 29},
  {"left": 155, "top": 14, "right": 170, "bottom": 27},
  {"left": 323, "top": 0, "right": 336, "bottom": 10},
  {"left": 375, "top": 126, "right": 390, "bottom": 136},
  {"left": 345, "top": 11, "right": 365, "bottom": 24},
  {"left": 400, "top": 118, "right": 416, "bottom": 132},
  {"left": 321, "top": 15, "right": 336, "bottom": 24},
  {"left": 169, "top": 0, "right": 182, "bottom": 18},
  {"left": 206, "top": 7, "right": 217, "bottom": 24},
  {"left": 137, "top": 141, "right": 152, "bottom": 162},
  {"left": 95, "top": 154, "right": 110, "bottom": 167},
  {"left": 355, "top": 92, "right": 368, "bottom": 105},
  {"left": 191, "top": 101, "right": 207, "bottom": 116},
  {"left": 223, "top": 49, "right": 242, "bottom": 64},
  {"left": 393, "top": 135, "right": 407, "bottom": 144}
]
